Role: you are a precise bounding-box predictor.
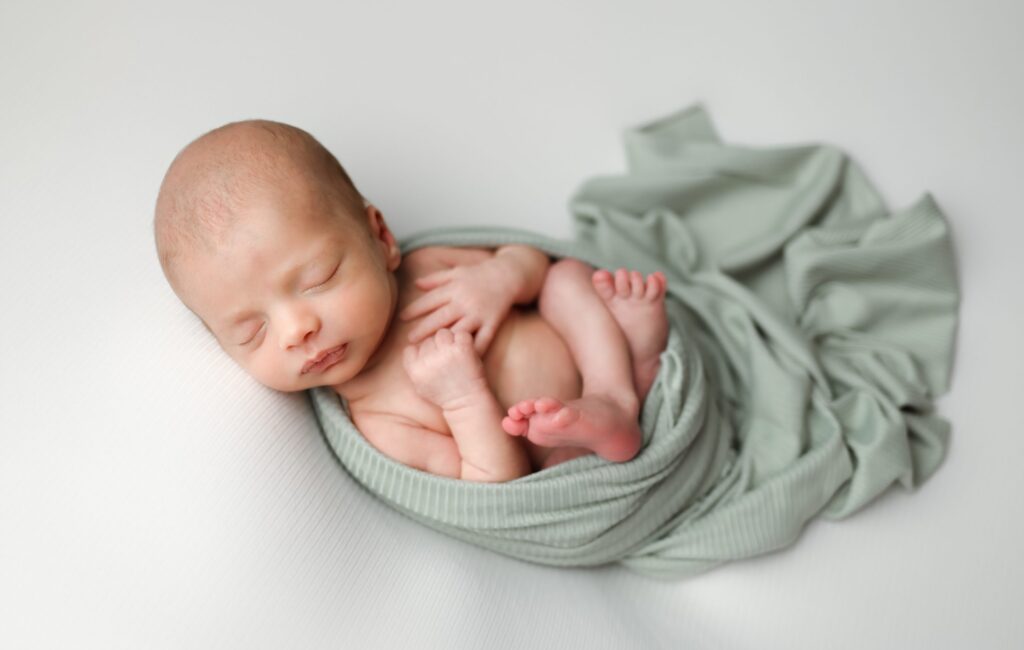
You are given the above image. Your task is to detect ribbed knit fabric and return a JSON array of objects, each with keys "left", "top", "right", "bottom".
[{"left": 309, "top": 103, "right": 960, "bottom": 579}]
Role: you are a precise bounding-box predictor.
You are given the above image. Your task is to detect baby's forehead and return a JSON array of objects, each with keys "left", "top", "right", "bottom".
[{"left": 189, "top": 213, "right": 355, "bottom": 283}]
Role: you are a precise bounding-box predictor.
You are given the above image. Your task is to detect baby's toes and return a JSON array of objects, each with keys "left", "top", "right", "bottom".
[
  {"left": 591, "top": 270, "right": 616, "bottom": 301},
  {"left": 614, "top": 268, "right": 631, "bottom": 297},
  {"left": 551, "top": 406, "right": 580, "bottom": 427},
  {"left": 629, "top": 270, "right": 644, "bottom": 297},
  {"left": 510, "top": 399, "right": 536, "bottom": 418},
  {"left": 645, "top": 272, "right": 666, "bottom": 301},
  {"left": 502, "top": 416, "right": 529, "bottom": 436}
]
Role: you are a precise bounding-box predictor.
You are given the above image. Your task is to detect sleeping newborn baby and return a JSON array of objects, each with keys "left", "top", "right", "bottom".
[{"left": 154, "top": 120, "right": 669, "bottom": 482}]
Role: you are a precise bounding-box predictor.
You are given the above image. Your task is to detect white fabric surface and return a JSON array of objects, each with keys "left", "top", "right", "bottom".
[{"left": 2, "top": 1, "right": 1022, "bottom": 647}]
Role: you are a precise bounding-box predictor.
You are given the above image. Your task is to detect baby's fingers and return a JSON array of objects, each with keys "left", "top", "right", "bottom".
[
  {"left": 449, "top": 316, "right": 478, "bottom": 336},
  {"left": 473, "top": 321, "right": 497, "bottom": 356},
  {"left": 407, "top": 305, "right": 461, "bottom": 343},
  {"left": 414, "top": 269, "right": 453, "bottom": 291},
  {"left": 399, "top": 288, "right": 449, "bottom": 321}
]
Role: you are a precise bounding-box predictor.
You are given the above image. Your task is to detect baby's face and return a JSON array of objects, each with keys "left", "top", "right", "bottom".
[{"left": 177, "top": 185, "right": 402, "bottom": 393}]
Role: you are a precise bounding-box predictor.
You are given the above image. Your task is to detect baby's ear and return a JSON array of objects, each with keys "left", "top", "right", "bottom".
[
  {"left": 366, "top": 205, "right": 401, "bottom": 271},
  {"left": 386, "top": 245, "right": 402, "bottom": 272}
]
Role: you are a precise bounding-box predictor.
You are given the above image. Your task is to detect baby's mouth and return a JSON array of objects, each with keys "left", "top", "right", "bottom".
[{"left": 302, "top": 343, "right": 347, "bottom": 374}]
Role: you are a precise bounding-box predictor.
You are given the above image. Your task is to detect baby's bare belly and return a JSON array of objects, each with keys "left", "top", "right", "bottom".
[
  {"left": 483, "top": 306, "right": 582, "bottom": 412},
  {"left": 345, "top": 305, "right": 581, "bottom": 438}
]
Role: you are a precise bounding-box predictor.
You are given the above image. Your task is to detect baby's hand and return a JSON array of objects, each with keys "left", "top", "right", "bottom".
[
  {"left": 400, "top": 259, "right": 518, "bottom": 356},
  {"left": 402, "top": 329, "right": 490, "bottom": 412}
]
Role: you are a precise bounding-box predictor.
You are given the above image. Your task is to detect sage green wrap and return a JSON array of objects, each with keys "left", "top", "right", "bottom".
[{"left": 308, "top": 103, "right": 960, "bottom": 578}]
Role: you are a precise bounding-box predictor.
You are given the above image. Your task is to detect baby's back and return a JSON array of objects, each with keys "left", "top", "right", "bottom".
[{"left": 335, "top": 246, "right": 582, "bottom": 457}]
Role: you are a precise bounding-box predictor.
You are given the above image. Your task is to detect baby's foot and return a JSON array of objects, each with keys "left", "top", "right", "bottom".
[
  {"left": 501, "top": 395, "right": 641, "bottom": 462},
  {"left": 591, "top": 268, "right": 669, "bottom": 401}
]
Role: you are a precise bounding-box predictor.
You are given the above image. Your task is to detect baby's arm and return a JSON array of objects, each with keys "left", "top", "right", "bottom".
[
  {"left": 401, "top": 245, "right": 551, "bottom": 355},
  {"left": 441, "top": 385, "right": 530, "bottom": 482},
  {"left": 402, "top": 328, "right": 531, "bottom": 482},
  {"left": 359, "top": 417, "right": 463, "bottom": 479},
  {"left": 491, "top": 245, "right": 550, "bottom": 305}
]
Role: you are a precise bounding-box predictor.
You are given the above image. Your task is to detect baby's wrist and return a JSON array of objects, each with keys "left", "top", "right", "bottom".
[
  {"left": 489, "top": 246, "right": 549, "bottom": 305},
  {"left": 441, "top": 383, "right": 498, "bottom": 419},
  {"left": 482, "top": 255, "right": 527, "bottom": 303}
]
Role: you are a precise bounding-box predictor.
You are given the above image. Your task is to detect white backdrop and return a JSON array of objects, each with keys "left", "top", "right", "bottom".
[{"left": 2, "top": 1, "right": 1022, "bottom": 648}]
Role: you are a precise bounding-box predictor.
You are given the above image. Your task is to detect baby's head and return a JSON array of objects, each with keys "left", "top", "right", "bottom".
[{"left": 154, "top": 119, "right": 402, "bottom": 393}]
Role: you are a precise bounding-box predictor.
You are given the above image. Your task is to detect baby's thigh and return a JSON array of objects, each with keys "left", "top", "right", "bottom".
[{"left": 484, "top": 308, "right": 588, "bottom": 471}]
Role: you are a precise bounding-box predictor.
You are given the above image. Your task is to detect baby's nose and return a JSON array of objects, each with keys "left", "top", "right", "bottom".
[{"left": 277, "top": 306, "right": 320, "bottom": 349}]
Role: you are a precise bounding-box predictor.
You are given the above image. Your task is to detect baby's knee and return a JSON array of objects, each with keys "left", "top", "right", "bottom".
[
  {"left": 538, "top": 257, "right": 598, "bottom": 317},
  {"left": 544, "top": 257, "right": 594, "bottom": 285}
]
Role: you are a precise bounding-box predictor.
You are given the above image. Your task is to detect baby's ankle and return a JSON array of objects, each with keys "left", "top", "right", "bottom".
[{"left": 598, "top": 391, "right": 639, "bottom": 420}]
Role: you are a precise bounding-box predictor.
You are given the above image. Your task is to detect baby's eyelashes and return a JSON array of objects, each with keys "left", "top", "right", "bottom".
[{"left": 239, "top": 323, "right": 265, "bottom": 345}]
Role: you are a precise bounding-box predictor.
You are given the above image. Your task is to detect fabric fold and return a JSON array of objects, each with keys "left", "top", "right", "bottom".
[{"left": 309, "top": 103, "right": 960, "bottom": 578}]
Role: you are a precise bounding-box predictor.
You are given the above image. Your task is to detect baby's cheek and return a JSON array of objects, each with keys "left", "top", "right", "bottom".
[{"left": 242, "top": 352, "right": 292, "bottom": 393}]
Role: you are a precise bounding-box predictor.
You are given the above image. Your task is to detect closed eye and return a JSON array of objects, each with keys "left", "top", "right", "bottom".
[
  {"left": 236, "top": 261, "right": 339, "bottom": 346},
  {"left": 308, "top": 262, "right": 340, "bottom": 291},
  {"left": 240, "top": 322, "right": 265, "bottom": 346}
]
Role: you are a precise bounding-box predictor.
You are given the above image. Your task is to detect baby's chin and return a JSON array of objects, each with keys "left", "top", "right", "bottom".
[
  {"left": 284, "top": 368, "right": 352, "bottom": 393},
  {"left": 257, "top": 374, "right": 342, "bottom": 394}
]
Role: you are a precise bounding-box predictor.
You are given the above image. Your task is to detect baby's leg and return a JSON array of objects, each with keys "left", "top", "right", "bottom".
[
  {"left": 591, "top": 268, "right": 668, "bottom": 400},
  {"left": 501, "top": 258, "right": 666, "bottom": 465}
]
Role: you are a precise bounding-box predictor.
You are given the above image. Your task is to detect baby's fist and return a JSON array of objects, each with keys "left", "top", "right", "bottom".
[{"left": 402, "top": 328, "right": 489, "bottom": 411}]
